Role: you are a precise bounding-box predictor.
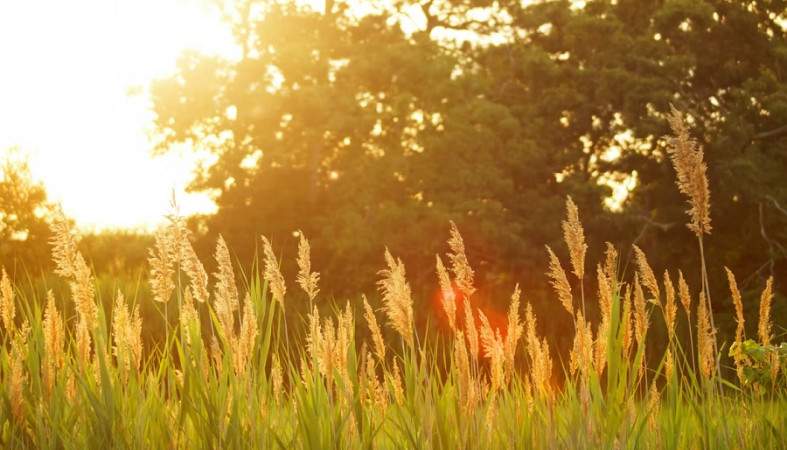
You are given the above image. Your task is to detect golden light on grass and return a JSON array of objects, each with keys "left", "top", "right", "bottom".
[
  {"left": 377, "top": 248, "right": 414, "bottom": 350},
  {"left": 546, "top": 245, "right": 574, "bottom": 316},
  {"left": 261, "top": 235, "right": 288, "bottom": 310},
  {"left": 758, "top": 277, "right": 774, "bottom": 347}
]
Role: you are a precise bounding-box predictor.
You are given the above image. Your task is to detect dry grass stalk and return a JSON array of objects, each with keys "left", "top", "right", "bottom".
[
  {"left": 546, "top": 246, "right": 574, "bottom": 316},
  {"left": 758, "top": 277, "right": 774, "bottom": 346},
  {"left": 677, "top": 270, "right": 692, "bottom": 321},
  {"left": 391, "top": 358, "right": 404, "bottom": 406},
  {"left": 0, "top": 267, "right": 14, "bottom": 336},
  {"left": 504, "top": 284, "right": 523, "bottom": 382},
  {"left": 697, "top": 292, "right": 715, "bottom": 380},
  {"left": 633, "top": 245, "right": 660, "bottom": 303},
  {"left": 180, "top": 237, "right": 209, "bottom": 304},
  {"left": 447, "top": 221, "right": 476, "bottom": 299},
  {"left": 463, "top": 297, "right": 479, "bottom": 359},
  {"left": 435, "top": 255, "right": 457, "bottom": 331},
  {"left": 363, "top": 295, "right": 386, "bottom": 363},
  {"left": 43, "top": 290, "right": 64, "bottom": 397},
  {"left": 562, "top": 196, "right": 587, "bottom": 281},
  {"left": 478, "top": 309, "right": 505, "bottom": 393},
  {"left": 233, "top": 293, "right": 258, "bottom": 376},
  {"left": 149, "top": 226, "right": 176, "bottom": 305},
  {"left": 261, "top": 235, "right": 287, "bottom": 310},
  {"left": 665, "top": 105, "right": 712, "bottom": 236},
  {"left": 378, "top": 248, "right": 414, "bottom": 349},
  {"left": 454, "top": 329, "right": 475, "bottom": 412},
  {"left": 296, "top": 231, "right": 320, "bottom": 302},
  {"left": 112, "top": 290, "right": 143, "bottom": 383},
  {"left": 214, "top": 235, "right": 239, "bottom": 340},
  {"left": 663, "top": 271, "right": 677, "bottom": 342}
]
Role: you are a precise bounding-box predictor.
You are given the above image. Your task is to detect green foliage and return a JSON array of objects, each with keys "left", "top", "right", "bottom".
[{"left": 729, "top": 339, "right": 787, "bottom": 394}]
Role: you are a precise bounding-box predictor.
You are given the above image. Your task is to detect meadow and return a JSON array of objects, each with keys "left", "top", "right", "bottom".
[{"left": 0, "top": 108, "right": 785, "bottom": 449}]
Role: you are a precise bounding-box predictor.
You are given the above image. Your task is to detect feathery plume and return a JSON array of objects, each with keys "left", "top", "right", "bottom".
[
  {"left": 180, "top": 237, "right": 209, "bottom": 304},
  {"left": 463, "top": 297, "right": 479, "bottom": 359},
  {"left": 148, "top": 226, "right": 176, "bottom": 305},
  {"left": 296, "top": 231, "right": 320, "bottom": 302},
  {"left": 663, "top": 271, "right": 677, "bottom": 342},
  {"left": 363, "top": 295, "right": 386, "bottom": 363},
  {"left": 546, "top": 246, "right": 573, "bottom": 316},
  {"left": 677, "top": 270, "right": 692, "bottom": 321},
  {"left": 10, "top": 327, "right": 28, "bottom": 423},
  {"left": 112, "top": 290, "right": 144, "bottom": 382},
  {"left": 214, "top": 235, "right": 238, "bottom": 339},
  {"left": 504, "top": 284, "right": 523, "bottom": 381},
  {"left": 621, "top": 285, "right": 633, "bottom": 356},
  {"left": 391, "top": 359, "right": 404, "bottom": 406},
  {"left": 665, "top": 105, "right": 711, "bottom": 236},
  {"left": 597, "top": 265, "right": 612, "bottom": 323},
  {"left": 758, "top": 277, "right": 774, "bottom": 346},
  {"left": 454, "top": 329, "right": 474, "bottom": 412},
  {"left": 633, "top": 245, "right": 660, "bottom": 303},
  {"left": 435, "top": 255, "right": 457, "bottom": 331},
  {"left": 725, "top": 267, "right": 745, "bottom": 345},
  {"left": 569, "top": 312, "right": 594, "bottom": 379},
  {"left": 603, "top": 242, "right": 618, "bottom": 288},
  {"left": 0, "top": 267, "right": 14, "bottom": 336},
  {"left": 447, "top": 221, "right": 476, "bottom": 299},
  {"left": 377, "top": 248, "right": 414, "bottom": 349},
  {"left": 633, "top": 277, "right": 649, "bottom": 346},
  {"left": 664, "top": 349, "right": 675, "bottom": 385},
  {"left": 234, "top": 293, "right": 258, "bottom": 376},
  {"left": 261, "top": 235, "right": 287, "bottom": 309},
  {"left": 271, "top": 355, "right": 283, "bottom": 407},
  {"left": 42, "top": 290, "right": 64, "bottom": 397},
  {"left": 697, "top": 292, "right": 715, "bottom": 380},
  {"left": 562, "top": 196, "right": 587, "bottom": 280},
  {"left": 49, "top": 208, "right": 78, "bottom": 278},
  {"left": 478, "top": 309, "right": 505, "bottom": 393}
]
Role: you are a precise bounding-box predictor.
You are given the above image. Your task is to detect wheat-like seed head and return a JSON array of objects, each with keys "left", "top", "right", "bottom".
[
  {"left": 435, "top": 255, "right": 457, "bottom": 331},
  {"left": 234, "top": 293, "right": 257, "bottom": 376},
  {"left": 594, "top": 319, "right": 608, "bottom": 377},
  {"left": 663, "top": 271, "right": 677, "bottom": 342},
  {"left": 504, "top": 284, "right": 523, "bottom": 381},
  {"left": 603, "top": 242, "right": 618, "bottom": 289},
  {"left": 112, "top": 290, "right": 131, "bottom": 380},
  {"left": 697, "top": 292, "right": 715, "bottom": 380},
  {"left": 621, "top": 285, "right": 633, "bottom": 356},
  {"left": 569, "top": 312, "right": 594, "bottom": 379},
  {"left": 478, "top": 310, "right": 505, "bottom": 393},
  {"left": 149, "top": 227, "right": 176, "bottom": 305},
  {"left": 296, "top": 231, "right": 320, "bottom": 302},
  {"left": 758, "top": 277, "right": 774, "bottom": 346},
  {"left": 725, "top": 267, "right": 745, "bottom": 345},
  {"left": 677, "top": 270, "right": 692, "bottom": 321},
  {"left": 0, "top": 267, "right": 14, "bottom": 336},
  {"left": 49, "top": 208, "right": 79, "bottom": 279},
  {"left": 261, "top": 235, "right": 287, "bottom": 310},
  {"left": 633, "top": 277, "right": 649, "bottom": 346},
  {"left": 633, "top": 245, "right": 660, "bottom": 304},
  {"left": 546, "top": 246, "right": 574, "bottom": 316},
  {"left": 664, "top": 349, "right": 674, "bottom": 386},
  {"left": 666, "top": 105, "right": 712, "bottom": 236},
  {"left": 180, "top": 237, "right": 209, "bottom": 304},
  {"left": 306, "top": 306, "right": 322, "bottom": 371},
  {"left": 214, "top": 235, "right": 238, "bottom": 339},
  {"left": 377, "top": 248, "right": 414, "bottom": 349},
  {"left": 562, "top": 196, "right": 587, "bottom": 280},
  {"left": 447, "top": 221, "right": 476, "bottom": 299},
  {"left": 363, "top": 295, "right": 386, "bottom": 363},
  {"left": 42, "top": 290, "right": 64, "bottom": 397},
  {"left": 463, "top": 297, "right": 479, "bottom": 360},
  {"left": 597, "top": 265, "right": 612, "bottom": 324}
]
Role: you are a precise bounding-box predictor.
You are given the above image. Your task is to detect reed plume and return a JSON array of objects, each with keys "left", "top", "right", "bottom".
[
  {"left": 478, "top": 309, "right": 505, "bottom": 393},
  {"left": 504, "top": 284, "right": 523, "bottom": 382},
  {"left": 435, "top": 255, "right": 457, "bottom": 331},
  {"left": 214, "top": 235, "right": 238, "bottom": 340},
  {"left": 633, "top": 245, "right": 660, "bottom": 303},
  {"left": 725, "top": 268, "right": 745, "bottom": 345},
  {"left": 363, "top": 295, "right": 386, "bottom": 363},
  {"left": 758, "top": 277, "right": 774, "bottom": 346},
  {"left": 665, "top": 105, "right": 711, "bottom": 237},
  {"left": 562, "top": 195, "right": 587, "bottom": 281},
  {"left": 296, "top": 231, "right": 320, "bottom": 303},
  {"left": 546, "top": 246, "right": 574, "bottom": 316},
  {"left": 663, "top": 271, "right": 677, "bottom": 342},
  {"left": 377, "top": 248, "right": 414, "bottom": 349},
  {"left": 0, "top": 266, "right": 14, "bottom": 336},
  {"left": 463, "top": 297, "right": 479, "bottom": 359},
  {"left": 447, "top": 221, "right": 476, "bottom": 299},
  {"left": 261, "top": 235, "right": 287, "bottom": 310},
  {"left": 42, "top": 290, "right": 64, "bottom": 397},
  {"left": 697, "top": 292, "right": 715, "bottom": 380}
]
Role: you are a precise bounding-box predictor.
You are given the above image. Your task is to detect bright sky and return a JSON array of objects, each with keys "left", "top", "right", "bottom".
[{"left": 0, "top": 0, "right": 236, "bottom": 231}]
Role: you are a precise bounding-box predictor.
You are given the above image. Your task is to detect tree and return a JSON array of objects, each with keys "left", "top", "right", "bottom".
[{"left": 0, "top": 148, "right": 57, "bottom": 274}]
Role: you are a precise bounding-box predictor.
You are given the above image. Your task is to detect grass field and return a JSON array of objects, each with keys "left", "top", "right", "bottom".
[{"left": 0, "top": 109, "right": 784, "bottom": 449}]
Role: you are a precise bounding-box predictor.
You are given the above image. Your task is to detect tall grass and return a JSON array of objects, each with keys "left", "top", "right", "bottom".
[{"left": 0, "top": 110, "right": 785, "bottom": 448}]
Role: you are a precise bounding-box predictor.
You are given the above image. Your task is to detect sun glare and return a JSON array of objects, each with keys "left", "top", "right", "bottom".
[{"left": 0, "top": 0, "right": 237, "bottom": 230}]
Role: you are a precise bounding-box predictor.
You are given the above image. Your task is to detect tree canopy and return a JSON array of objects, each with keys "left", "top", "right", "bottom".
[{"left": 149, "top": 0, "right": 786, "bottom": 335}]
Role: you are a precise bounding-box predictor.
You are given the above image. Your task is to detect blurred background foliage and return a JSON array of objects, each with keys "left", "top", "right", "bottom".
[{"left": 2, "top": 0, "right": 786, "bottom": 366}]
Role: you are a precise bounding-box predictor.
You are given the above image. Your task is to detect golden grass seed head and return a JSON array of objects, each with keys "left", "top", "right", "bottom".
[
  {"left": 391, "top": 358, "right": 404, "bottom": 406},
  {"left": 214, "top": 235, "right": 239, "bottom": 338},
  {"left": 0, "top": 266, "right": 14, "bottom": 336},
  {"left": 377, "top": 248, "right": 414, "bottom": 349},
  {"left": 504, "top": 284, "right": 523, "bottom": 380},
  {"left": 758, "top": 277, "right": 774, "bottom": 346},
  {"left": 725, "top": 267, "right": 745, "bottom": 345},
  {"left": 633, "top": 245, "right": 660, "bottom": 304},
  {"left": 678, "top": 270, "right": 692, "bottom": 320},
  {"left": 149, "top": 226, "right": 176, "bottom": 305},
  {"left": 435, "top": 254, "right": 457, "bottom": 331},
  {"left": 296, "top": 231, "right": 320, "bottom": 302},
  {"left": 447, "top": 221, "right": 476, "bottom": 299},
  {"left": 42, "top": 290, "right": 64, "bottom": 396},
  {"left": 697, "top": 292, "right": 715, "bottom": 380},
  {"left": 363, "top": 295, "right": 386, "bottom": 363},
  {"left": 546, "top": 245, "right": 574, "bottom": 316},
  {"left": 663, "top": 270, "right": 677, "bottom": 342},
  {"left": 666, "top": 105, "right": 712, "bottom": 237},
  {"left": 597, "top": 264, "right": 612, "bottom": 324},
  {"left": 463, "top": 297, "right": 479, "bottom": 360},
  {"left": 49, "top": 207, "right": 79, "bottom": 279},
  {"left": 562, "top": 196, "right": 587, "bottom": 280},
  {"left": 633, "top": 277, "right": 649, "bottom": 346},
  {"left": 603, "top": 242, "right": 618, "bottom": 289},
  {"left": 261, "top": 235, "right": 287, "bottom": 310},
  {"left": 180, "top": 238, "right": 209, "bottom": 304}
]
